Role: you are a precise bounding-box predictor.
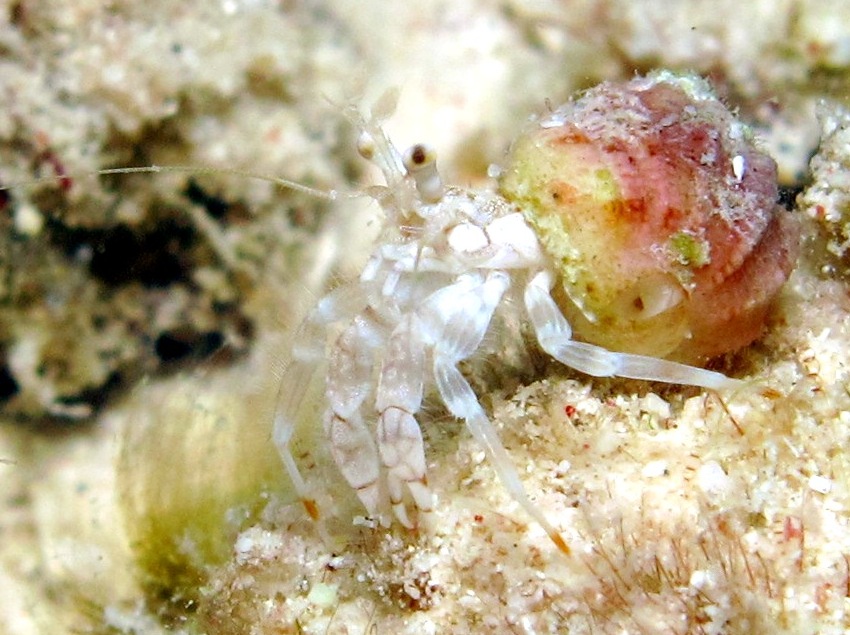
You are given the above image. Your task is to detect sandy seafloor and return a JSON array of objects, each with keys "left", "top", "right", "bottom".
[{"left": 3, "top": 1, "right": 850, "bottom": 633}]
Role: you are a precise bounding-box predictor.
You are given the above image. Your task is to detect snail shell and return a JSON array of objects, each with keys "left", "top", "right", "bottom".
[{"left": 499, "top": 71, "right": 799, "bottom": 364}]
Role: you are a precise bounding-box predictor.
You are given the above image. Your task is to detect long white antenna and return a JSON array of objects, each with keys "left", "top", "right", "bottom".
[{"left": 1, "top": 164, "right": 364, "bottom": 201}]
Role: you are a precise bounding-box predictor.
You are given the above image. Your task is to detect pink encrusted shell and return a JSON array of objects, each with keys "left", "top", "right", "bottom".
[{"left": 499, "top": 71, "right": 799, "bottom": 365}]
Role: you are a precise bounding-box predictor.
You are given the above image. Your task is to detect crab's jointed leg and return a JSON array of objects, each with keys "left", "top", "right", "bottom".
[
  {"left": 524, "top": 271, "right": 743, "bottom": 391},
  {"left": 272, "top": 282, "right": 368, "bottom": 519},
  {"left": 423, "top": 270, "right": 572, "bottom": 555},
  {"left": 324, "top": 312, "right": 385, "bottom": 518},
  {"left": 375, "top": 314, "right": 431, "bottom": 527}
]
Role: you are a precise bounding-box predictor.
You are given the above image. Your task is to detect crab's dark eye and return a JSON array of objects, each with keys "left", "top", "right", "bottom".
[{"left": 402, "top": 143, "right": 443, "bottom": 203}]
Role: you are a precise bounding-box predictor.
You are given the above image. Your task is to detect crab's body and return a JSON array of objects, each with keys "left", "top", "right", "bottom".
[{"left": 272, "top": 95, "right": 744, "bottom": 554}]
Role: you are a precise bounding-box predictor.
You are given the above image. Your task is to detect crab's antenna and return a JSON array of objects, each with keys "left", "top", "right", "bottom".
[
  {"left": 354, "top": 126, "right": 407, "bottom": 191},
  {"left": 100, "top": 165, "right": 359, "bottom": 201},
  {"left": 0, "top": 164, "right": 364, "bottom": 201},
  {"left": 340, "top": 88, "right": 407, "bottom": 187}
]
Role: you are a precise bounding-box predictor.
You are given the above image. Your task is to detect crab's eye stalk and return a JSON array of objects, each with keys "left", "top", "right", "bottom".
[
  {"left": 403, "top": 143, "right": 443, "bottom": 203},
  {"left": 499, "top": 71, "right": 800, "bottom": 364}
]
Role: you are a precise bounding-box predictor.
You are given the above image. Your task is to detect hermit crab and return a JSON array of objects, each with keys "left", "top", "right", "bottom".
[{"left": 272, "top": 71, "right": 799, "bottom": 555}]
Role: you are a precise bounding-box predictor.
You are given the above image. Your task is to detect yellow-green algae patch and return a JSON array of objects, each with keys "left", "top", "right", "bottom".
[
  {"left": 500, "top": 131, "right": 625, "bottom": 322},
  {"left": 116, "top": 369, "right": 294, "bottom": 603},
  {"left": 669, "top": 230, "right": 711, "bottom": 269}
]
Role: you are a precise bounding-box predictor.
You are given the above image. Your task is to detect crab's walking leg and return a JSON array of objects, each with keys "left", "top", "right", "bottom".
[
  {"left": 524, "top": 271, "right": 743, "bottom": 391},
  {"left": 375, "top": 314, "right": 430, "bottom": 527},
  {"left": 272, "top": 282, "right": 368, "bottom": 520},
  {"left": 425, "top": 271, "right": 572, "bottom": 555},
  {"left": 325, "top": 312, "right": 385, "bottom": 519}
]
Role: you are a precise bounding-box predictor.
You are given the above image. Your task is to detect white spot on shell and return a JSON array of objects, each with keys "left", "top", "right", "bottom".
[{"left": 732, "top": 155, "right": 746, "bottom": 182}]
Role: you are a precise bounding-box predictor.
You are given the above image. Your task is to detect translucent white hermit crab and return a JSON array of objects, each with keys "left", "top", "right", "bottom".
[{"left": 273, "top": 72, "right": 798, "bottom": 555}]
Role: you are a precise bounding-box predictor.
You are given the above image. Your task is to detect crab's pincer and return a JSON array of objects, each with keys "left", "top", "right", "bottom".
[{"left": 499, "top": 71, "right": 799, "bottom": 364}]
